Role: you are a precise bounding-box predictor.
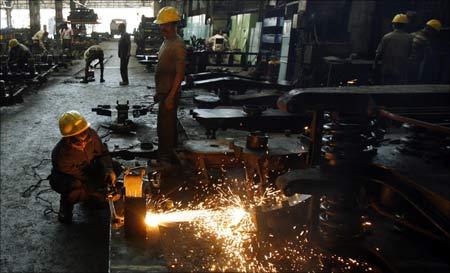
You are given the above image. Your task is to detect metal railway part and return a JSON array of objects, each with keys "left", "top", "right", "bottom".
[
  {"left": 190, "top": 107, "right": 309, "bottom": 139},
  {"left": 92, "top": 100, "right": 155, "bottom": 133}
]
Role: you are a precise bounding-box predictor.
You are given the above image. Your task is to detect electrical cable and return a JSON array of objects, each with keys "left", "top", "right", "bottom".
[
  {"left": 20, "top": 158, "right": 58, "bottom": 215},
  {"left": 367, "top": 176, "right": 450, "bottom": 240}
]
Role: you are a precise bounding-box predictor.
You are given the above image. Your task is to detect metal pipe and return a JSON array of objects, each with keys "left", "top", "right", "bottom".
[
  {"left": 370, "top": 201, "right": 443, "bottom": 242},
  {"left": 378, "top": 109, "right": 450, "bottom": 135}
]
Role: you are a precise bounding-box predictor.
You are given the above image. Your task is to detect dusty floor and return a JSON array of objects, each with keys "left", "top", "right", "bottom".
[{"left": 0, "top": 40, "right": 160, "bottom": 272}]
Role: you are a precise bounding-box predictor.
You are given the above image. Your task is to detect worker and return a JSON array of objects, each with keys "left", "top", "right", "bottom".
[
  {"left": 153, "top": 6, "right": 186, "bottom": 167},
  {"left": 207, "top": 30, "right": 228, "bottom": 52},
  {"left": 7, "top": 39, "right": 33, "bottom": 73},
  {"left": 60, "top": 23, "right": 74, "bottom": 52},
  {"left": 49, "top": 111, "right": 121, "bottom": 224},
  {"left": 409, "top": 19, "right": 442, "bottom": 83},
  {"left": 373, "top": 14, "right": 413, "bottom": 85},
  {"left": 32, "top": 29, "right": 49, "bottom": 53},
  {"left": 118, "top": 23, "right": 131, "bottom": 86},
  {"left": 82, "top": 45, "right": 105, "bottom": 83}
]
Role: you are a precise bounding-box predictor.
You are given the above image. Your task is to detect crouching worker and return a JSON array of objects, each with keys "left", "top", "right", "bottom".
[
  {"left": 49, "top": 111, "right": 121, "bottom": 224},
  {"left": 82, "top": 45, "right": 105, "bottom": 83}
]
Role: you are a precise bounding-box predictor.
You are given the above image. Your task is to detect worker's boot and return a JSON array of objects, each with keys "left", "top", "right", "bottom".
[
  {"left": 81, "top": 77, "right": 89, "bottom": 84},
  {"left": 119, "top": 81, "right": 128, "bottom": 86},
  {"left": 58, "top": 196, "right": 73, "bottom": 224},
  {"left": 100, "top": 78, "right": 105, "bottom": 83}
]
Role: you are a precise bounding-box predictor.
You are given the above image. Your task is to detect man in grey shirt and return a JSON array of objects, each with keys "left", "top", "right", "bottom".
[
  {"left": 154, "top": 6, "right": 186, "bottom": 167},
  {"left": 373, "top": 14, "right": 413, "bottom": 85}
]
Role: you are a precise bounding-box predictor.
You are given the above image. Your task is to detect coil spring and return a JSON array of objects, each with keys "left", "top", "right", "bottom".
[
  {"left": 321, "top": 112, "right": 379, "bottom": 173},
  {"left": 318, "top": 112, "right": 378, "bottom": 247}
]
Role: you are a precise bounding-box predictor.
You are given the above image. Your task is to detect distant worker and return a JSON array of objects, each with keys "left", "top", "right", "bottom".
[
  {"left": 409, "top": 19, "right": 442, "bottom": 83},
  {"left": 49, "top": 111, "right": 121, "bottom": 224},
  {"left": 207, "top": 30, "right": 228, "bottom": 52},
  {"left": 154, "top": 6, "right": 186, "bottom": 167},
  {"left": 118, "top": 23, "right": 131, "bottom": 86},
  {"left": 7, "top": 39, "right": 33, "bottom": 73},
  {"left": 373, "top": 14, "right": 413, "bottom": 84},
  {"left": 32, "top": 29, "right": 49, "bottom": 53},
  {"left": 60, "top": 23, "right": 74, "bottom": 52},
  {"left": 82, "top": 45, "right": 105, "bottom": 83}
]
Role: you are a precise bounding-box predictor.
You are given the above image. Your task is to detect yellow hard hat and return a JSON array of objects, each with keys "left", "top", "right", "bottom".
[
  {"left": 58, "top": 110, "right": 90, "bottom": 137},
  {"left": 8, "top": 39, "right": 19, "bottom": 48},
  {"left": 426, "top": 19, "right": 442, "bottom": 31},
  {"left": 154, "top": 6, "right": 181, "bottom": 24},
  {"left": 392, "top": 14, "right": 408, "bottom": 24}
]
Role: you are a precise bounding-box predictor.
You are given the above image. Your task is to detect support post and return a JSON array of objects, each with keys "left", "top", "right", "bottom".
[
  {"left": 55, "top": 0, "right": 63, "bottom": 35},
  {"left": 29, "top": 0, "right": 41, "bottom": 33},
  {"left": 5, "top": 0, "right": 12, "bottom": 28}
]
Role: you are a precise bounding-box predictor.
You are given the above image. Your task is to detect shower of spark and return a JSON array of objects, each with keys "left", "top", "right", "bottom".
[{"left": 145, "top": 184, "right": 376, "bottom": 272}]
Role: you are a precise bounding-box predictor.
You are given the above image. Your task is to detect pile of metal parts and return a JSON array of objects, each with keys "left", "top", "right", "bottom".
[
  {"left": 67, "top": 7, "right": 98, "bottom": 23},
  {"left": 134, "top": 16, "right": 162, "bottom": 56},
  {"left": 107, "top": 84, "right": 449, "bottom": 273},
  {"left": 0, "top": 41, "right": 70, "bottom": 106}
]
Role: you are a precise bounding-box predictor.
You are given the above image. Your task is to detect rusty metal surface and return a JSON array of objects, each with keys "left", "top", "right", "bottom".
[
  {"left": 183, "top": 139, "right": 234, "bottom": 155},
  {"left": 191, "top": 107, "right": 309, "bottom": 137},
  {"left": 278, "top": 84, "right": 450, "bottom": 113},
  {"left": 229, "top": 90, "right": 282, "bottom": 107},
  {"left": 183, "top": 76, "right": 292, "bottom": 91},
  {"left": 109, "top": 226, "right": 168, "bottom": 273}
]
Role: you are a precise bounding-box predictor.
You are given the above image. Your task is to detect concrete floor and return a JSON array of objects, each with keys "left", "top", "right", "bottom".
[{"left": 0, "top": 40, "right": 159, "bottom": 272}]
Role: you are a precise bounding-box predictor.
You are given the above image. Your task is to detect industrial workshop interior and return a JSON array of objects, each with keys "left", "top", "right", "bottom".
[{"left": 0, "top": 0, "right": 449, "bottom": 272}]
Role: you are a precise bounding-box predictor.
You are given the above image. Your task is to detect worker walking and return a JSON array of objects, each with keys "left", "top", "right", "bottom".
[
  {"left": 373, "top": 14, "right": 413, "bottom": 85},
  {"left": 118, "top": 23, "right": 131, "bottom": 86},
  {"left": 409, "top": 19, "right": 442, "bottom": 83},
  {"left": 154, "top": 7, "right": 186, "bottom": 167},
  {"left": 32, "top": 29, "right": 49, "bottom": 53},
  {"left": 49, "top": 111, "right": 121, "bottom": 224},
  {"left": 7, "top": 39, "right": 34, "bottom": 73},
  {"left": 82, "top": 45, "right": 105, "bottom": 83}
]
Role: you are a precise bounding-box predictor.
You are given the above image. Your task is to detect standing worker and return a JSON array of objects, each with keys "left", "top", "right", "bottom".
[
  {"left": 153, "top": 6, "right": 186, "bottom": 168},
  {"left": 60, "top": 23, "right": 74, "bottom": 52},
  {"left": 373, "top": 14, "right": 413, "bottom": 84},
  {"left": 49, "top": 111, "right": 121, "bottom": 224},
  {"left": 118, "top": 23, "right": 131, "bottom": 86},
  {"left": 82, "top": 45, "right": 105, "bottom": 83},
  {"left": 7, "top": 39, "right": 34, "bottom": 73},
  {"left": 409, "top": 19, "right": 442, "bottom": 83}
]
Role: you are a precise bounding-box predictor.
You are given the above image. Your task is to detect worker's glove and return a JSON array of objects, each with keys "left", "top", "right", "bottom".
[{"left": 104, "top": 170, "right": 117, "bottom": 186}]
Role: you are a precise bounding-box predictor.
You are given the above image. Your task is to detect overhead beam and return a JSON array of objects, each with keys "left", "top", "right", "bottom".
[{"left": 2, "top": 0, "right": 154, "bottom": 9}]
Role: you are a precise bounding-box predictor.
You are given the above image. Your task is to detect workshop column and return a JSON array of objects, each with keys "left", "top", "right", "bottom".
[
  {"left": 29, "top": 0, "right": 41, "bottom": 33},
  {"left": 293, "top": 0, "right": 308, "bottom": 87},
  {"left": 55, "top": 0, "right": 63, "bottom": 36},
  {"left": 5, "top": 0, "right": 12, "bottom": 28},
  {"left": 153, "top": 0, "right": 163, "bottom": 17}
]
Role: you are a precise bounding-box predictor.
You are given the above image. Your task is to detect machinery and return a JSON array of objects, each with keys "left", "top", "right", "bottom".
[
  {"left": 110, "top": 19, "right": 127, "bottom": 36},
  {"left": 108, "top": 84, "right": 449, "bottom": 273},
  {"left": 92, "top": 100, "right": 155, "bottom": 133},
  {"left": 134, "top": 16, "right": 162, "bottom": 56}
]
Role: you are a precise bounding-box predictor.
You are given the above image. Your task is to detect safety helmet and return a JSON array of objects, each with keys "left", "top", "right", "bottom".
[
  {"left": 58, "top": 110, "right": 90, "bottom": 137},
  {"left": 392, "top": 14, "right": 408, "bottom": 24},
  {"left": 426, "top": 19, "right": 442, "bottom": 31},
  {"left": 154, "top": 6, "right": 181, "bottom": 24},
  {"left": 8, "top": 39, "right": 19, "bottom": 48}
]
